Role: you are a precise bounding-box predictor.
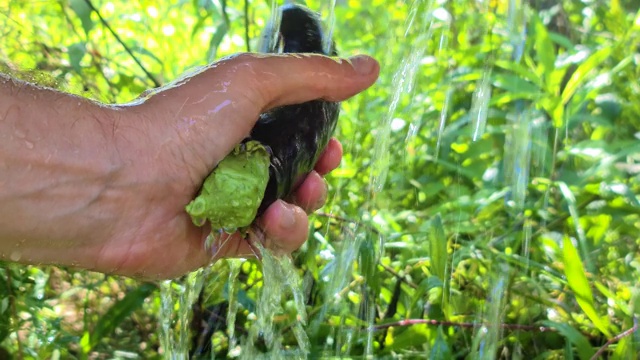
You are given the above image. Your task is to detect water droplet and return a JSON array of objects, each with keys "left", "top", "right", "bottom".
[
  {"left": 470, "top": 71, "right": 492, "bottom": 141},
  {"left": 10, "top": 251, "right": 22, "bottom": 261},
  {"left": 14, "top": 128, "right": 26, "bottom": 139}
]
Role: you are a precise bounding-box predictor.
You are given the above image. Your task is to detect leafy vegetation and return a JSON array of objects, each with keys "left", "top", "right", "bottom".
[{"left": 1, "top": 0, "right": 639, "bottom": 358}]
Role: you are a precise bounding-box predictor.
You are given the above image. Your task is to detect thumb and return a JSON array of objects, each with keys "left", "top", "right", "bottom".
[
  {"left": 180, "top": 53, "right": 379, "bottom": 157},
  {"left": 225, "top": 53, "right": 380, "bottom": 110},
  {"left": 142, "top": 53, "right": 378, "bottom": 169}
]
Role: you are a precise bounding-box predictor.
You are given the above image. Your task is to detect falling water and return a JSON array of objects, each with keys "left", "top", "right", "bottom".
[
  {"left": 159, "top": 268, "right": 209, "bottom": 359},
  {"left": 309, "top": 0, "right": 454, "bottom": 356},
  {"left": 504, "top": 108, "right": 532, "bottom": 211},
  {"left": 226, "top": 259, "right": 242, "bottom": 353},
  {"left": 466, "top": 0, "right": 532, "bottom": 357},
  {"left": 472, "top": 267, "right": 509, "bottom": 360},
  {"left": 507, "top": 0, "right": 527, "bottom": 63},
  {"left": 316, "top": 0, "right": 440, "bottom": 356},
  {"left": 322, "top": 0, "right": 337, "bottom": 55},
  {"left": 4, "top": 0, "right": 634, "bottom": 358},
  {"left": 503, "top": 0, "right": 531, "bottom": 213},
  {"left": 470, "top": 71, "right": 493, "bottom": 141},
  {"left": 241, "top": 243, "right": 309, "bottom": 359},
  {"left": 370, "top": 0, "right": 435, "bottom": 194},
  {"left": 434, "top": 15, "right": 452, "bottom": 161},
  {"left": 258, "top": 1, "right": 282, "bottom": 53}
]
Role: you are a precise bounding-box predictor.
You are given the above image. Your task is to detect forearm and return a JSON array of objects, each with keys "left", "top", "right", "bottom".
[{"left": 0, "top": 74, "right": 125, "bottom": 264}]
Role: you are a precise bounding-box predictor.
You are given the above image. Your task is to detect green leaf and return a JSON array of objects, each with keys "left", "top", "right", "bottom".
[
  {"left": 561, "top": 236, "right": 611, "bottom": 337},
  {"left": 533, "top": 15, "right": 556, "bottom": 85},
  {"left": 561, "top": 47, "right": 612, "bottom": 105},
  {"left": 85, "top": 283, "right": 157, "bottom": 352},
  {"left": 68, "top": 42, "right": 87, "bottom": 74},
  {"left": 359, "top": 235, "right": 377, "bottom": 284},
  {"left": 0, "top": 272, "right": 9, "bottom": 344},
  {"left": 557, "top": 182, "right": 593, "bottom": 272},
  {"left": 494, "top": 60, "right": 543, "bottom": 89},
  {"left": 386, "top": 323, "right": 430, "bottom": 352},
  {"left": 491, "top": 73, "right": 541, "bottom": 94},
  {"left": 430, "top": 326, "right": 452, "bottom": 359},
  {"left": 541, "top": 321, "right": 594, "bottom": 360},
  {"left": 429, "top": 214, "right": 447, "bottom": 281},
  {"left": 207, "top": 22, "right": 230, "bottom": 62},
  {"left": 69, "top": 0, "right": 94, "bottom": 35}
]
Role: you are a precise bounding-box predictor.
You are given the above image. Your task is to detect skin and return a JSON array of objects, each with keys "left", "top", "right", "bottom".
[{"left": 0, "top": 53, "right": 379, "bottom": 280}]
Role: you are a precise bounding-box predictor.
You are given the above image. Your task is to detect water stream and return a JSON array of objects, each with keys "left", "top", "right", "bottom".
[
  {"left": 1, "top": 1, "right": 633, "bottom": 358},
  {"left": 370, "top": 0, "right": 435, "bottom": 194},
  {"left": 160, "top": 0, "right": 544, "bottom": 358},
  {"left": 161, "top": 2, "right": 339, "bottom": 359},
  {"left": 159, "top": 268, "right": 209, "bottom": 360}
]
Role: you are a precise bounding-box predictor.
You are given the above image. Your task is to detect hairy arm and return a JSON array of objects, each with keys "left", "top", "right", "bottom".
[
  {"left": 0, "top": 74, "right": 126, "bottom": 266},
  {"left": 0, "top": 54, "right": 378, "bottom": 279}
]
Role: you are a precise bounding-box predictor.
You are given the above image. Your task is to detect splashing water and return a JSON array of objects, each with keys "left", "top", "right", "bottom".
[
  {"left": 435, "top": 86, "right": 452, "bottom": 161},
  {"left": 472, "top": 267, "right": 509, "bottom": 360},
  {"left": 434, "top": 15, "right": 452, "bottom": 161},
  {"left": 370, "top": 0, "right": 435, "bottom": 194},
  {"left": 159, "top": 268, "right": 209, "bottom": 359},
  {"left": 503, "top": 108, "right": 532, "bottom": 211},
  {"left": 259, "top": 1, "right": 282, "bottom": 53},
  {"left": 226, "top": 259, "right": 242, "bottom": 353},
  {"left": 470, "top": 70, "right": 493, "bottom": 141},
  {"left": 507, "top": 0, "right": 527, "bottom": 63},
  {"left": 242, "top": 242, "right": 309, "bottom": 359},
  {"left": 322, "top": 0, "right": 337, "bottom": 55}
]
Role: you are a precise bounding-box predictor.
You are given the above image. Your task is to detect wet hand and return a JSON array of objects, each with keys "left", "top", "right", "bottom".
[{"left": 79, "top": 54, "right": 378, "bottom": 279}]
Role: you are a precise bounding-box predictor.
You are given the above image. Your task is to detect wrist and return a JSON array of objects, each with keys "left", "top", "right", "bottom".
[{"left": 0, "top": 78, "right": 127, "bottom": 266}]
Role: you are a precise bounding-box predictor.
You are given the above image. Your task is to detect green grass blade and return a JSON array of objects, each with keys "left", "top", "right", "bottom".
[
  {"left": 557, "top": 182, "right": 593, "bottom": 272},
  {"left": 429, "top": 214, "right": 447, "bottom": 281},
  {"left": 533, "top": 15, "right": 556, "bottom": 85},
  {"left": 562, "top": 236, "right": 611, "bottom": 337},
  {"left": 85, "top": 283, "right": 157, "bottom": 352},
  {"left": 561, "top": 47, "right": 612, "bottom": 105},
  {"left": 429, "top": 326, "right": 452, "bottom": 360},
  {"left": 542, "top": 320, "right": 595, "bottom": 360}
]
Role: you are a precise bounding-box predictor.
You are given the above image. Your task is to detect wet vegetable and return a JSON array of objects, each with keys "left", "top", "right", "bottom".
[
  {"left": 186, "top": 4, "right": 339, "bottom": 233},
  {"left": 252, "top": 5, "right": 340, "bottom": 215},
  {"left": 185, "top": 141, "right": 270, "bottom": 230}
]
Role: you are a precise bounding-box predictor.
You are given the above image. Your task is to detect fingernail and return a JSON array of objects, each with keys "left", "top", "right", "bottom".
[
  {"left": 280, "top": 202, "right": 296, "bottom": 230},
  {"left": 313, "top": 179, "right": 328, "bottom": 210},
  {"left": 349, "top": 55, "right": 377, "bottom": 76}
]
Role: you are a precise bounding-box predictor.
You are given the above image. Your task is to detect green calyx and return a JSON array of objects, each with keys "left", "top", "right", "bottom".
[{"left": 185, "top": 141, "right": 271, "bottom": 233}]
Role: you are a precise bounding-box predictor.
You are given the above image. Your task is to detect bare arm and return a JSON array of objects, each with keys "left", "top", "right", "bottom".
[
  {"left": 0, "top": 54, "right": 379, "bottom": 279},
  {"left": 0, "top": 75, "right": 126, "bottom": 265}
]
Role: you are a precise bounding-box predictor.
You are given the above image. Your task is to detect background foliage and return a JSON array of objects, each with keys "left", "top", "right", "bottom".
[{"left": 1, "top": 0, "right": 640, "bottom": 358}]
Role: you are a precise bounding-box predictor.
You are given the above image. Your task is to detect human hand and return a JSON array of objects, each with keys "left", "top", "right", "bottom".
[{"left": 0, "top": 54, "right": 379, "bottom": 279}]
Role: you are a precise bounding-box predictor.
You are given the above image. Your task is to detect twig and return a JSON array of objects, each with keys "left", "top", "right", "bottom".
[
  {"left": 373, "top": 318, "right": 555, "bottom": 332},
  {"left": 590, "top": 322, "right": 639, "bottom": 360},
  {"left": 379, "top": 263, "right": 418, "bottom": 289},
  {"left": 58, "top": 3, "right": 119, "bottom": 101},
  {"left": 82, "top": 0, "right": 161, "bottom": 88},
  {"left": 315, "top": 212, "right": 382, "bottom": 237}
]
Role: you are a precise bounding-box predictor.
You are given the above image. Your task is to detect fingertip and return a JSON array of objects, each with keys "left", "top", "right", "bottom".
[
  {"left": 259, "top": 200, "right": 309, "bottom": 252},
  {"left": 315, "top": 137, "right": 343, "bottom": 175},
  {"left": 231, "top": 53, "right": 379, "bottom": 110},
  {"left": 292, "top": 171, "right": 327, "bottom": 212},
  {"left": 348, "top": 55, "right": 380, "bottom": 77}
]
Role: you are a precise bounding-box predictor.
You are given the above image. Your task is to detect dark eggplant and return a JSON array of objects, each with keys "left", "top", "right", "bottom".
[
  {"left": 186, "top": 4, "right": 339, "bottom": 231},
  {"left": 252, "top": 4, "right": 340, "bottom": 215}
]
